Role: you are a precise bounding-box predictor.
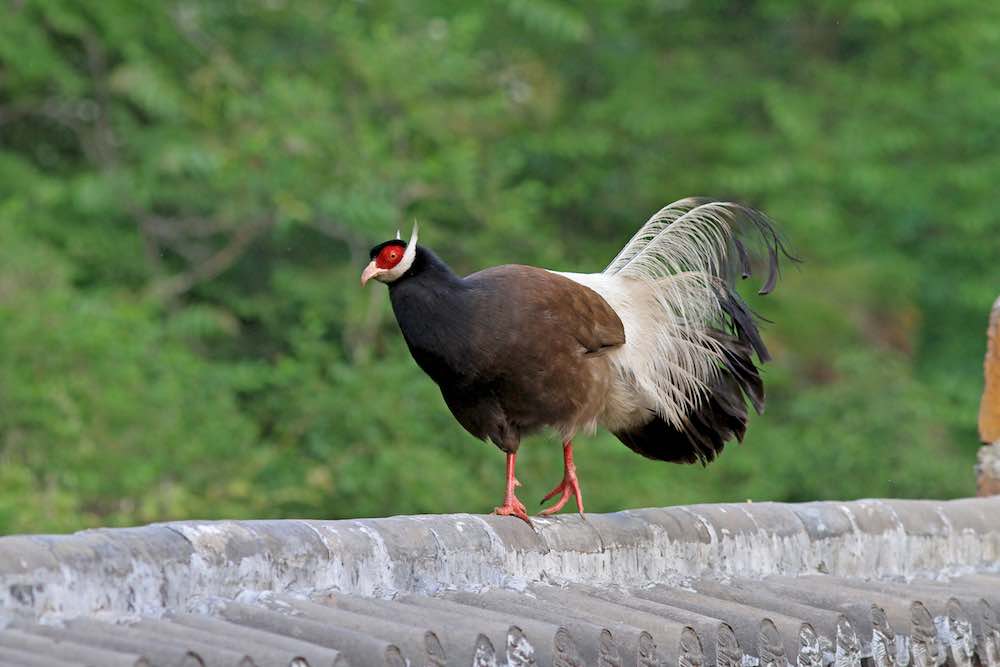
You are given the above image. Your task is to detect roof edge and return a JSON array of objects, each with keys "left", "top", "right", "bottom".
[{"left": 2, "top": 497, "right": 999, "bottom": 624}]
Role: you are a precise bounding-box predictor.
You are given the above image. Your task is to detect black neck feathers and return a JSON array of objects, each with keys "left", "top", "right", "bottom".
[
  {"left": 388, "top": 245, "right": 461, "bottom": 289},
  {"left": 386, "top": 246, "right": 474, "bottom": 382}
]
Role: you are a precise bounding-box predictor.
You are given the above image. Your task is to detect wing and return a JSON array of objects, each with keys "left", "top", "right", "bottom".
[
  {"left": 467, "top": 264, "right": 625, "bottom": 356},
  {"left": 546, "top": 270, "right": 627, "bottom": 356}
]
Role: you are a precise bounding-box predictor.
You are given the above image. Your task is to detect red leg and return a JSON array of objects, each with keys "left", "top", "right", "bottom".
[
  {"left": 494, "top": 452, "right": 531, "bottom": 525},
  {"left": 539, "top": 440, "right": 584, "bottom": 515}
]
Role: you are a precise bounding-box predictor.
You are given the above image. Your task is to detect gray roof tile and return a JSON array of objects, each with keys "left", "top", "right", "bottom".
[{"left": 2, "top": 497, "right": 1000, "bottom": 666}]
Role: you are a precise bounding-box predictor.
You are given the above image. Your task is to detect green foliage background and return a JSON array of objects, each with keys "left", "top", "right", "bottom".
[{"left": 1, "top": 0, "right": 997, "bottom": 534}]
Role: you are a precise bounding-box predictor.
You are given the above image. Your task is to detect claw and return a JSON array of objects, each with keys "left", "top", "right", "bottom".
[{"left": 540, "top": 481, "right": 563, "bottom": 504}]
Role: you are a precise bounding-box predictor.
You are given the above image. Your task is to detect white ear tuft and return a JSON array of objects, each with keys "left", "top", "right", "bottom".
[
  {"left": 396, "top": 229, "right": 401, "bottom": 240},
  {"left": 380, "top": 221, "right": 419, "bottom": 283}
]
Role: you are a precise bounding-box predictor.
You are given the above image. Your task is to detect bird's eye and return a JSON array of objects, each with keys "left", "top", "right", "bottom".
[{"left": 375, "top": 244, "right": 405, "bottom": 269}]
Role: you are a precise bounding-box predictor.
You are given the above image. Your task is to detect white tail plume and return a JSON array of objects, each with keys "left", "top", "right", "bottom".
[{"left": 560, "top": 199, "right": 788, "bottom": 430}]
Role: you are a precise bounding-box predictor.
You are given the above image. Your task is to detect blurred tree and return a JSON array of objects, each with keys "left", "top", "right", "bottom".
[{"left": 1, "top": 0, "right": 996, "bottom": 532}]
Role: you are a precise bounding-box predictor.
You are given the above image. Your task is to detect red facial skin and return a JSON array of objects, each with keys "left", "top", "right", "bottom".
[{"left": 376, "top": 243, "right": 405, "bottom": 269}]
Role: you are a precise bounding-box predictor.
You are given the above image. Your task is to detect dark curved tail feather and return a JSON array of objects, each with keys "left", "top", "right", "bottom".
[
  {"left": 725, "top": 203, "right": 799, "bottom": 296},
  {"left": 613, "top": 331, "right": 764, "bottom": 465}
]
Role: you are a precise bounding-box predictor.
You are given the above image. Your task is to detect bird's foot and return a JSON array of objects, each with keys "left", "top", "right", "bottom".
[
  {"left": 494, "top": 478, "right": 532, "bottom": 525},
  {"left": 539, "top": 470, "right": 584, "bottom": 516},
  {"left": 494, "top": 501, "right": 532, "bottom": 525}
]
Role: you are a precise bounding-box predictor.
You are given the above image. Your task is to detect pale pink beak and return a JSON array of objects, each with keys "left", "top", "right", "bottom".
[{"left": 360, "top": 261, "right": 382, "bottom": 286}]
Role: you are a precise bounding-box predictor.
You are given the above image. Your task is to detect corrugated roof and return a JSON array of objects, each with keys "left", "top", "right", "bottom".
[{"left": 1, "top": 497, "right": 999, "bottom": 666}]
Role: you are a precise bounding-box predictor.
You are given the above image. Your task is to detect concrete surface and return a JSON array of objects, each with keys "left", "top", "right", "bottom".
[{"left": 1, "top": 498, "right": 999, "bottom": 666}]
